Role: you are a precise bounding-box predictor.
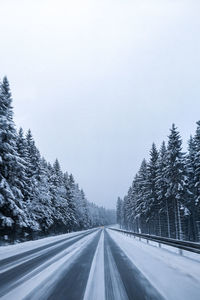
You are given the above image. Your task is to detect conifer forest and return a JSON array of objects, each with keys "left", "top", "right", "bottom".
[
  {"left": 0, "top": 77, "right": 115, "bottom": 244},
  {"left": 116, "top": 123, "right": 200, "bottom": 242},
  {"left": 1, "top": 2, "right": 200, "bottom": 299}
]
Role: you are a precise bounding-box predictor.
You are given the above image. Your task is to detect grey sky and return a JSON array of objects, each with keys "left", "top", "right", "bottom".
[{"left": 0, "top": 0, "right": 200, "bottom": 208}]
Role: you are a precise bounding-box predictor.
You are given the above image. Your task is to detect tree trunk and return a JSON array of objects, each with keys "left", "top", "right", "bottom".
[
  {"left": 166, "top": 199, "right": 171, "bottom": 238},
  {"left": 177, "top": 200, "right": 183, "bottom": 240},
  {"left": 158, "top": 213, "right": 161, "bottom": 236},
  {"left": 174, "top": 199, "right": 178, "bottom": 239}
]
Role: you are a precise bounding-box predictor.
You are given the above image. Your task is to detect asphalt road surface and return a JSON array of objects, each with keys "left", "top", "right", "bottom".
[{"left": 0, "top": 228, "right": 165, "bottom": 300}]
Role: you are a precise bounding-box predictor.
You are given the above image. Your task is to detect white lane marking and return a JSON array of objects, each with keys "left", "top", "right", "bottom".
[
  {"left": 106, "top": 240, "right": 129, "bottom": 300},
  {"left": 83, "top": 229, "right": 105, "bottom": 300},
  {"left": 1, "top": 231, "right": 99, "bottom": 300}
]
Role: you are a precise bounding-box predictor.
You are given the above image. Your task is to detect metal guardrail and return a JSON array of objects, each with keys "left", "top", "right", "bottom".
[{"left": 109, "top": 228, "right": 200, "bottom": 255}]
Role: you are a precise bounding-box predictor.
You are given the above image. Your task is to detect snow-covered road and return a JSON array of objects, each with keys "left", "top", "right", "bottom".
[{"left": 0, "top": 228, "right": 199, "bottom": 300}]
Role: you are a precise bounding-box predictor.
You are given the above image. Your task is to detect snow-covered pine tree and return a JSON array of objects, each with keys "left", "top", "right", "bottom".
[
  {"left": 192, "top": 121, "right": 200, "bottom": 240},
  {"left": 26, "top": 129, "right": 42, "bottom": 187},
  {"left": 135, "top": 159, "right": 149, "bottom": 233},
  {"left": 155, "top": 141, "right": 171, "bottom": 237},
  {"left": 64, "top": 173, "right": 77, "bottom": 231},
  {"left": 124, "top": 186, "right": 133, "bottom": 230},
  {"left": 88, "top": 202, "right": 98, "bottom": 227},
  {"left": 116, "top": 123, "right": 200, "bottom": 241},
  {"left": 80, "top": 189, "right": 91, "bottom": 228},
  {"left": 130, "top": 175, "right": 140, "bottom": 232},
  {"left": 146, "top": 143, "right": 159, "bottom": 235},
  {"left": 48, "top": 159, "right": 71, "bottom": 233},
  {"left": 116, "top": 197, "right": 123, "bottom": 228},
  {"left": 16, "top": 127, "right": 32, "bottom": 201},
  {"left": 0, "top": 77, "right": 28, "bottom": 242},
  {"left": 72, "top": 183, "right": 83, "bottom": 229},
  {"left": 0, "top": 77, "right": 117, "bottom": 243},
  {"left": 123, "top": 195, "right": 129, "bottom": 229},
  {"left": 184, "top": 136, "right": 199, "bottom": 241},
  {"left": 164, "top": 124, "right": 186, "bottom": 240},
  {"left": 26, "top": 158, "right": 53, "bottom": 237}
]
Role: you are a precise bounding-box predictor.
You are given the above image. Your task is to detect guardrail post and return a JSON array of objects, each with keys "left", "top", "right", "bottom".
[
  {"left": 178, "top": 248, "right": 183, "bottom": 256},
  {"left": 146, "top": 239, "right": 149, "bottom": 244}
]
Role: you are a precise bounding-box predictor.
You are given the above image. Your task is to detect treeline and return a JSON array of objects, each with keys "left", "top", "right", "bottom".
[
  {"left": 0, "top": 77, "right": 115, "bottom": 244},
  {"left": 117, "top": 123, "right": 200, "bottom": 242}
]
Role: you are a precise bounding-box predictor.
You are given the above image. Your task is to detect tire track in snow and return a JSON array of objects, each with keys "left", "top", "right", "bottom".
[
  {"left": 1, "top": 230, "right": 100, "bottom": 300},
  {"left": 105, "top": 229, "right": 164, "bottom": 300},
  {"left": 104, "top": 231, "right": 129, "bottom": 300},
  {"left": 27, "top": 230, "right": 102, "bottom": 300},
  {"left": 0, "top": 230, "right": 96, "bottom": 271},
  {"left": 0, "top": 228, "right": 167, "bottom": 300},
  {"left": 83, "top": 229, "right": 105, "bottom": 300},
  {"left": 0, "top": 230, "right": 98, "bottom": 297}
]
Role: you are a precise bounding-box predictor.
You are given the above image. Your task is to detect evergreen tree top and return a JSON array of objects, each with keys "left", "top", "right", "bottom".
[
  {"left": 160, "top": 141, "right": 166, "bottom": 152},
  {"left": 26, "top": 129, "right": 34, "bottom": 144},
  {"left": 149, "top": 143, "right": 158, "bottom": 164},
  {"left": 167, "top": 123, "right": 183, "bottom": 152},
  {"left": 196, "top": 120, "right": 200, "bottom": 127},
  {"left": 1, "top": 76, "right": 12, "bottom": 99},
  {"left": 18, "top": 127, "right": 24, "bottom": 136}
]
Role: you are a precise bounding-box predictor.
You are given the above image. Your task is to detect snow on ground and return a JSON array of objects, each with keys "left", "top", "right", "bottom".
[
  {"left": 0, "top": 232, "right": 93, "bottom": 274},
  {"left": 0, "top": 229, "right": 94, "bottom": 260},
  {"left": 107, "top": 224, "right": 120, "bottom": 229},
  {"left": 1, "top": 230, "right": 99, "bottom": 300},
  {"left": 121, "top": 234, "right": 200, "bottom": 261},
  {"left": 84, "top": 230, "right": 105, "bottom": 300},
  {"left": 107, "top": 229, "right": 200, "bottom": 300},
  {"left": 105, "top": 236, "right": 129, "bottom": 300}
]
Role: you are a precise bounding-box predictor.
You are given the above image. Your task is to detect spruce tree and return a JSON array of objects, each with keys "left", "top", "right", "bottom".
[
  {"left": 125, "top": 186, "right": 134, "bottom": 230},
  {"left": 64, "top": 173, "right": 77, "bottom": 231},
  {"left": 26, "top": 129, "right": 43, "bottom": 202},
  {"left": 26, "top": 158, "right": 53, "bottom": 236},
  {"left": 16, "top": 128, "right": 32, "bottom": 201},
  {"left": 0, "top": 77, "right": 28, "bottom": 241},
  {"left": 164, "top": 124, "right": 186, "bottom": 239},
  {"left": 155, "top": 141, "right": 170, "bottom": 237},
  {"left": 192, "top": 121, "right": 200, "bottom": 240},
  {"left": 130, "top": 175, "right": 140, "bottom": 232},
  {"left": 116, "top": 197, "right": 123, "bottom": 228},
  {"left": 146, "top": 143, "right": 159, "bottom": 235},
  {"left": 185, "top": 136, "right": 198, "bottom": 240},
  {"left": 136, "top": 159, "right": 149, "bottom": 233},
  {"left": 49, "top": 159, "right": 70, "bottom": 233}
]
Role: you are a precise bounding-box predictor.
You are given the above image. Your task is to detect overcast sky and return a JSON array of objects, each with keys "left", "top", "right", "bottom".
[{"left": 0, "top": 0, "right": 200, "bottom": 208}]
